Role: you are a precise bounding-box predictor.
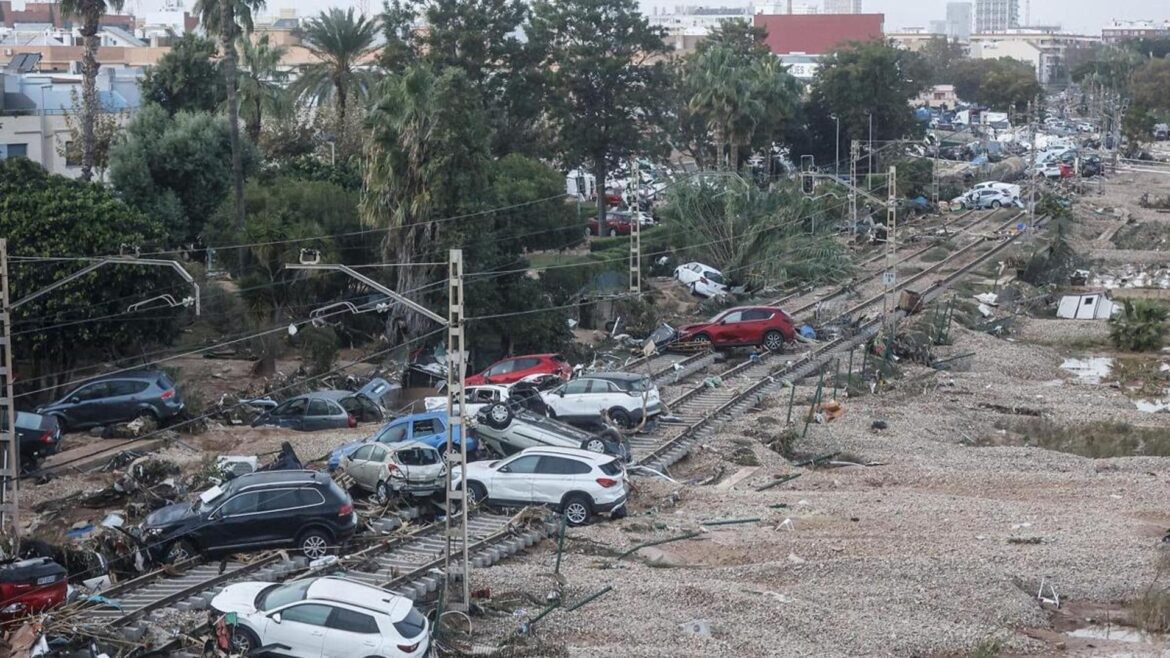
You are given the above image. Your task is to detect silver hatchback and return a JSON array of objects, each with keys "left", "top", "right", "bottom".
[{"left": 340, "top": 440, "right": 446, "bottom": 503}]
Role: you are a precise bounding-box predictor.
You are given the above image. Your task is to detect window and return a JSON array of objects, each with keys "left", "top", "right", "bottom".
[
  {"left": 485, "top": 360, "right": 516, "bottom": 376},
  {"left": 307, "top": 399, "right": 332, "bottom": 416},
  {"left": 624, "top": 377, "right": 652, "bottom": 393},
  {"left": 396, "top": 447, "right": 438, "bottom": 466},
  {"left": 537, "top": 456, "right": 590, "bottom": 475},
  {"left": 292, "top": 489, "right": 325, "bottom": 507},
  {"left": 500, "top": 455, "right": 540, "bottom": 474},
  {"left": 157, "top": 373, "right": 176, "bottom": 389},
  {"left": 564, "top": 379, "right": 591, "bottom": 395},
  {"left": 338, "top": 398, "right": 360, "bottom": 414},
  {"left": 328, "top": 608, "right": 379, "bottom": 634},
  {"left": 412, "top": 418, "right": 438, "bottom": 435},
  {"left": 257, "top": 581, "right": 311, "bottom": 611},
  {"left": 218, "top": 492, "right": 259, "bottom": 516},
  {"left": 719, "top": 311, "right": 744, "bottom": 324},
  {"left": 274, "top": 398, "right": 308, "bottom": 417},
  {"left": 704, "top": 271, "right": 725, "bottom": 284},
  {"left": 280, "top": 603, "right": 333, "bottom": 626},
  {"left": 368, "top": 445, "right": 388, "bottom": 463},
  {"left": 473, "top": 389, "right": 497, "bottom": 403},
  {"left": 742, "top": 309, "right": 773, "bottom": 322},
  {"left": 74, "top": 382, "right": 112, "bottom": 401},
  {"left": 258, "top": 489, "right": 303, "bottom": 512},
  {"left": 351, "top": 445, "right": 374, "bottom": 461},
  {"left": 376, "top": 423, "right": 408, "bottom": 444},
  {"left": 109, "top": 381, "right": 149, "bottom": 396},
  {"left": 393, "top": 607, "right": 428, "bottom": 638},
  {"left": 0, "top": 143, "right": 28, "bottom": 160},
  {"left": 598, "top": 459, "right": 622, "bottom": 476},
  {"left": 514, "top": 358, "right": 541, "bottom": 370}
]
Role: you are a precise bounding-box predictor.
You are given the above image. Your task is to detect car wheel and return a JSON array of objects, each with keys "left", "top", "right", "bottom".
[
  {"left": 48, "top": 413, "right": 69, "bottom": 433},
  {"left": 164, "top": 540, "right": 197, "bottom": 564},
  {"left": 691, "top": 333, "right": 712, "bottom": 346},
  {"left": 582, "top": 437, "right": 607, "bottom": 453},
  {"left": 608, "top": 408, "right": 633, "bottom": 429},
  {"left": 374, "top": 480, "right": 394, "bottom": 505},
  {"left": 297, "top": 529, "right": 332, "bottom": 560},
  {"left": 763, "top": 330, "right": 785, "bottom": 352},
  {"left": 562, "top": 494, "right": 592, "bottom": 526},
  {"left": 230, "top": 626, "right": 260, "bottom": 654},
  {"left": 608, "top": 228, "right": 618, "bottom": 237},
  {"left": 991, "top": 200, "right": 1002, "bottom": 208},
  {"left": 465, "top": 481, "right": 488, "bottom": 508},
  {"left": 483, "top": 403, "right": 514, "bottom": 430}
]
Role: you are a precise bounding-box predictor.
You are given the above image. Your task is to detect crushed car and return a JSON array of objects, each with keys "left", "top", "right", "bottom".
[
  {"left": 338, "top": 440, "right": 446, "bottom": 504},
  {"left": 474, "top": 402, "right": 630, "bottom": 462}
]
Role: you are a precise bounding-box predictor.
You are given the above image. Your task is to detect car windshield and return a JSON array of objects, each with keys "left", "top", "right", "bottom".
[
  {"left": 256, "top": 579, "right": 313, "bottom": 612},
  {"left": 704, "top": 271, "right": 725, "bottom": 284}
]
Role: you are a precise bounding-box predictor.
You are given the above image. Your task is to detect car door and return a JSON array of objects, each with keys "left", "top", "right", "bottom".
[
  {"left": 712, "top": 310, "right": 745, "bottom": 344},
  {"left": 203, "top": 491, "right": 262, "bottom": 551},
  {"left": 481, "top": 359, "right": 517, "bottom": 384},
  {"left": 489, "top": 455, "right": 540, "bottom": 505},
  {"left": 739, "top": 309, "right": 774, "bottom": 345},
  {"left": 269, "top": 398, "right": 308, "bottom": 430},
  {"left": 528, "top": 456, "right": 584, "bottom": 505},
  {"left": 323, "top": 607, "right": 383, "bottom": 658},
  {"left": 364, "top": 445, "right": 390, "bottom": 489},
  {"left": 257, "top": 488, "right": 325, "bottom": 549},
  {"left": 106, "top": 380, "right": 147, "bottom": 423},
  {"left": 66, "top": 382, "right": 112, "bottom": 426},
  {"left": 552, "top": 379, "right": 592, "bottom": 421},
  {"left": 304, "top": 399, "right": 333, "bottom": 431},
  {"left": 266, "top": 603, "right": 332, "bottom": 658},
  {"left": 344, "top": 444, "right": 376, "bottom": 490}
]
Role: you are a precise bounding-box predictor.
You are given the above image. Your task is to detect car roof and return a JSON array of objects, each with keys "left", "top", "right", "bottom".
[
  {"left": 73, "top": 369, "right": 166, "bottom": 385},
  {"left": 227, "top": 470, "right": 330, "bottom": 491},
  {"left": 516, "top": 446, "right": 614, "bottom": 463},
  {"left": 723, "top": 305, "right": 780, "bottom": 313},
  {"left": 494, "top": 353, "right": 560, "bottom": 360},
  {"left": 377, "top": 440, "right": 436, "bottom": 452},
  {"left": 305, "top": 576, "right": 408, "bottom": 613},
  {"left": 584, "top": 372, "right": 648, "bottom": 382},
  {"left": 305, "top": 390, "right": 354, "bottom": 401}
]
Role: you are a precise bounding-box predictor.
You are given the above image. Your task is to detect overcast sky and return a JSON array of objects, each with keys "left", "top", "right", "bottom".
[{"left": 126, "top": 0, "right": 1167, "bottom": 36}]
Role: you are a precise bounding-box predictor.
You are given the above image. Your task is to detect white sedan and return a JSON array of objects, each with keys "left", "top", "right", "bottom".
[
  {"left": 209, "top": 576, "right": 429, "bottom": 657},
  {"left": 674, "top": 262, "right": 729, "bottom": 298}
]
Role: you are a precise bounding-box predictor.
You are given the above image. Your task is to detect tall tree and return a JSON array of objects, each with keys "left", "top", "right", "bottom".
[
  {"left": 807, "top": 41, "right": 929, "bottom": 170},
  {"left": 58, "top": 0, "right": 125, "bottom": 181},
  {"left": 193, "top": 0, "right": 266, "bottom": 269},
  {"left": 528, "top": 0, "right": 671, "bottom": 234},
  {"left": 293, "top": 7, "right": 379, "bottom": 129},
  {"left": 238, "top": 34, "right": 288, "bottom": 142},
  {"left": 361, "top": 64, "right": 491, "bottom": 336},
  {"left": 919, "top": 36, "right": 967, "bottom": 86},
  {"left": 951, "top": 57, "right": 1040, "bottom": 111},
  {"left": 140, "top": 34, "right": 226, "bottom": 115}
]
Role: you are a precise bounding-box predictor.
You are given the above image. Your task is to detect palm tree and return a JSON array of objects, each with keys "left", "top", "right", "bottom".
[
  {"left": 193, "top": 0, "right": 265, "bottom": 270},
  {"left": 58, "top": 0, "right": 125, "bottom": 181},
  {"left": 238, "top": 34, "right": 288, "bottom": 142},
  {"left": 293, "top": 8, "right": 378, "bottom": 128}
]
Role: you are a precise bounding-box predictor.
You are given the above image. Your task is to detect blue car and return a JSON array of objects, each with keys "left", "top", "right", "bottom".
[{"left": 327, "top": 411, "right": 477, "bottom": 471}]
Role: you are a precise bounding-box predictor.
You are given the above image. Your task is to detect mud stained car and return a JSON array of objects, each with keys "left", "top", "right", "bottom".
[
  {"left": 474, "top": 403, "right": 630, "bottom": 462},
  {"left": 339, "top": 440, "right": 445, "bottom": 503}
]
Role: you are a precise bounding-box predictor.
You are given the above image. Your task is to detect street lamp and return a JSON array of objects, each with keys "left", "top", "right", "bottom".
[{"left": 831, "top": 113, "right": 840, "bottom": 179}]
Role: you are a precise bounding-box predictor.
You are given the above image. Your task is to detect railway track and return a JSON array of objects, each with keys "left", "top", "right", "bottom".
[
  {"left": 631, "top": 210, "right": 1031, "bottom": 470},
  {"left": 64, "top": 511, "right": 553, "bottom": 651}
]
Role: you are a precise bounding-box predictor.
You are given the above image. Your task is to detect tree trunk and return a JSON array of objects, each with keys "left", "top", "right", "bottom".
[
  {"left": 247, "top": 97, "right": 261, "bottom": 143},
  {"left": 594, "top": 155, "right": 606, "bottom": 237},
  {"left": 336, "top": 77, "right": 347, "bottom": 128},
  {"left": 79, "top": 15, "right": 100, "bottom": 182},
  {"left": 222, "top": 3, "right": 246, "bottom": 273},
  {"left": 729, "top": 142, "right": 739, "bottom": 173}
]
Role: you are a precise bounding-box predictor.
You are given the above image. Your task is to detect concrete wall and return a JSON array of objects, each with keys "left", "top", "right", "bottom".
[{"left": 0, "top": 111, "right": 127, "bottom": 179}]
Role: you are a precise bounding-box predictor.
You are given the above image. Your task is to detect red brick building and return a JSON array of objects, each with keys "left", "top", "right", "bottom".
[{"left": 753, "top": 13, "right": 885, "bottom": 55}]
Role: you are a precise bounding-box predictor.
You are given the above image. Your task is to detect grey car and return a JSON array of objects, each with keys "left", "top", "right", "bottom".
[
  {"left": 251, "top": 392, "right": 356, "bottom": 431},
  {"left": 37, "top": 369, "right": 184, "bottom": 432}
]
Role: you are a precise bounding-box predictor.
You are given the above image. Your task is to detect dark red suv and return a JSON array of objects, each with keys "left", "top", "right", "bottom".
[
  {"left": 676, "top": 306, "right": 796, "bottom": 352},
  {"left": 465, "top": 354, "right": 572, "bottom": 386}
]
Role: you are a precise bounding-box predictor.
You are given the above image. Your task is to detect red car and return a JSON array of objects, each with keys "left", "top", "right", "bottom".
[
  {"left": 587, "top": 212, "right": 634, "bottom": 237},
  {"left": 465, "top": 353, "right": 572, "bottom": 386},
  {"left": 0, "top": 557, "right": 67, "bottom": 621},
  {"left": 676, "top": 306, "right": 796, "bottom": 352}
]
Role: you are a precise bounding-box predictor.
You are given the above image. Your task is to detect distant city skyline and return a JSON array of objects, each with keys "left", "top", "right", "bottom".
[{"left": 117, "top": 0, "right": 1168, "bottom": 35}]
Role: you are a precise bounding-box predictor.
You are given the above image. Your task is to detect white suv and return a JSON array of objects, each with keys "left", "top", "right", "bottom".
[
  {"left": 453, "top": 447, "right": 628, "bottom": 525},
  {"left": 540, "top": 372, "right": 661, "bottom": 429},
  {"left": 209, "top": 576, "right": 429, "bottom": 658}
]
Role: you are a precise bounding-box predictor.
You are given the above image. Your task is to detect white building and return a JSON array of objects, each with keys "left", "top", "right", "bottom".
[
  {"left": 974, "top": 0, "right": 1018, "bottom": 33},
  {"left": 946, "top": 2, "right": 972, "bottom": 41},
  {"left": 823, "top": 0, "right": 862, "bottom": 13},
  {"left": 969, "top": 29, "right": 1099, "bottom": 84},
  {"left": 0, "top": 65, "right": 141, "bottom": 178}
]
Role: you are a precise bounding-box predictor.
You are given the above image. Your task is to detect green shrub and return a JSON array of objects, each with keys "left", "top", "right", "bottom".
[
  {"left": 1109, "top": 299, "right": 1168, "bottom": 352},
  {"left": 298, "top": 325, "right": 340, "bottom": 375}
]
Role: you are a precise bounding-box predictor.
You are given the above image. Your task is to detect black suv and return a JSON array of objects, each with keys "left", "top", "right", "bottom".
[
  {"left": 36, "top": 369, "right": 184, "bottom": 431},
  {"left": 0, "top": 411, "right": 60, "bottom": 472},
  {"left": 140, "top": 471, "right": 357, "bottom": 563}
]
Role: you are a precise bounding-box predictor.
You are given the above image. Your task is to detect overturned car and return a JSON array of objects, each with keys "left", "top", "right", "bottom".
[{"left": 473, "top": 402, "right": 631, "bottom": 463}]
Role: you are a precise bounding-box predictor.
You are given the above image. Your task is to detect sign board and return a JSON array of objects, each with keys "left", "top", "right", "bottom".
[{"left": 882, "top": 271, "right": 896, "bottom": 286}]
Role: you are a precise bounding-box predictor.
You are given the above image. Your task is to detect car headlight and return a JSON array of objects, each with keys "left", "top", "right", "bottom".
[{"left": 143, "top": 527, "right": 165, "bottom": 538}]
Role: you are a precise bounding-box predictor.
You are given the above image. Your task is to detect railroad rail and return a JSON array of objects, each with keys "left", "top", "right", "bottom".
[
  {"left": 632, "top": 210, "right": 1033, "bottom": 471},
  {"left": 62, "top": 510, "right": 553, "bottom": 653}
]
